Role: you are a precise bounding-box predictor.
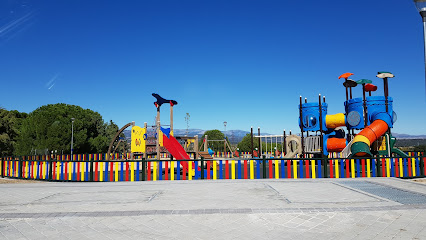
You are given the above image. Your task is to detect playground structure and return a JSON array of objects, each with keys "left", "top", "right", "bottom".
[
  {"left": 250, "top": 128, "right": 302, "bottom": 159},
  {"left": 298, "top": 71, "right": 408, "bottom": 159},
  {"left": 133, "top": 94, "right": 199, "bottom": 164},
  {"left": 199, "top": 135, "right": 233, "bottom": 158},
  {"left": 1, "top": 74, "right": 426, "bottom": 182}
]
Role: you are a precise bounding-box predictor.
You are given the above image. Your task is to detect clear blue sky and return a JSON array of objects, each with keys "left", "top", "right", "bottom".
[{"left": 1, "top": 0, "right": 425, "bottom": 135}]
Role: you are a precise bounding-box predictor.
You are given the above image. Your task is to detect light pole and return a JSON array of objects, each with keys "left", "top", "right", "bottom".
[
  {"left": 223, "top": 121, "right": 227, "bottom": 138},
  {"left": 71, "top": 118, "right": 75, "bottom": 160},
  {"left": 414, "top": 0, "right": 426, "bottom": 94}
]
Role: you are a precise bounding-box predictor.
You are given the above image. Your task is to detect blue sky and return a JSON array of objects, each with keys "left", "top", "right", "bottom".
[{"left": 1, "top": 0, "right": 425, "bottom": 135}]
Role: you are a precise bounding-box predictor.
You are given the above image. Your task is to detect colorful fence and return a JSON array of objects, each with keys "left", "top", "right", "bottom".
[{"left": 1, "top": 152, "right": 425, "bottom": 182}]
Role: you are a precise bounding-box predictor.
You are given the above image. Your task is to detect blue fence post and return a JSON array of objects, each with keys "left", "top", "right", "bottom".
[
  {"left": 60, "top": 161, "right": 64, "bottom": 180},
  {"left": 281, "top": 160, "right": 285, "bottom": 178},
  {"left": 372, "top": 158, "right": 376, "bottom": 177},
  {"left": 176, "top": 161, "right": 180, "bottom": 180},
  {"left": 416, "top": 153, "right": 421, "bottom": 177},
  {"left": 85, "top": 159, "right": 89, "bottom": 181},
  {"left": 256, "top": 160, "right": 261, "bottom": 179},
  {"left": 136, "top": 161, "right": 140, "bottom": 181},
  {"left": 73, "top": 162, "right": 76, "bottom": 181},
  {"left": 317, "top": 160, "right": 322, "bottom": 178},
  {"left": 404, "top": 158, "right": 408, "bottom": 177},
  {"left": 219, "top": 160, "right": 223, "bottom": 179},
  {"left": 356, "top": 159, "right": 361, "bottom": 178},
  {"left": 238, "top": 160, "right": 242, "bottom": 179},
  {"left": 120, "top": 162, "right": 124, "bottom": 181},
  {"left": 299, "top": 160, "right": 304, "bottom": 178}
]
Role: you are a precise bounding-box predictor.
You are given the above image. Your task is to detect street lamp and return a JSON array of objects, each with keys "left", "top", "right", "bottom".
[
  {"left": 414, "top": 0, "right": 426, "bottom": 93},
  {"left": 71, "top": 118, "right": 75, "bottom": 160},
  {"left": 223, "top": 121, "right": 227, "bottom": 138}
]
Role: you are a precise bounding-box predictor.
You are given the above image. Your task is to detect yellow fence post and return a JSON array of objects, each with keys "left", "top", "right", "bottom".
[
  {"left": 293, "top": 160, "right": 297, "bottom": 179},
  {"left": 250, "top": 160, "right": 254, "bottom": 179},
  {"left": 275, "top": 160, "right": 279, "bottom": 179}
]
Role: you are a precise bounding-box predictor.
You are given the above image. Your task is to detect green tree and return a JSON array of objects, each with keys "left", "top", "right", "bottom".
[
  {"left": 15, "top": 103, "right": 120, "bottom": 155},
  {"left": 200, "top": 129, "right": 230, "bottom": 152},
  {"left": 237, "top": 133, "right": 259, "bottom": 152},
  {"left": 0, "top": 108, "right": 27, "bottom": 156}
]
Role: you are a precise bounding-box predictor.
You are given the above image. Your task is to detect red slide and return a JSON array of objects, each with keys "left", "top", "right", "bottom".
[{"left": 162, "top": 134, "right": 189, "bottom": 169}]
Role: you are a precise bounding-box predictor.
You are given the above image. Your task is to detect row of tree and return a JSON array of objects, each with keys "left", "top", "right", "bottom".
[
  {"left": 200, "top": 130, "right": 283, "bottom": 154},
  {"left": 0, "top": 104, "right": 120, "bottom": 156}
]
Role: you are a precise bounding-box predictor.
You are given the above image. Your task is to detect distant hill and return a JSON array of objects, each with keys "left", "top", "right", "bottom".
[
  {"left": 123, "top": 129, "right": 426, "bottom": 146},
  {"left": 392, "top": 133, "right": 426, "bottom": 139}
]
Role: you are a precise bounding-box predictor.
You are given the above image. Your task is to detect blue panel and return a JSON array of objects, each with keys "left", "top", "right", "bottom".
[
  {"left": 356, "top": 159, "right": 360, "bottom": 178},
  {"left": 372, "top": 159, "right": 376, "bottom": 177},
  {"left": 61, "top": 162, "right": 64, "bottom": 180},
  {"left": 256, "top": 160, "right": 261, "bottom": 179},
  {"left": 281, "top": 160, "right": 285, "bottom": 178},
  {"left": 404, "top": 158, "right": 408, "bottom": 177},
  {"left": 366, "top": 96, "right": 394, "bottom": 127},
  {"left": 415, "top": 153, "right": 421, "bottom": 177},
  {"left": 73, "top": 162, "right": 76, "bottom": 181},
  {"left": 121, "top": 162, "right": 124, "bottom": 181},
  {"left": 317, "top": 160, "right": 322, "bottom": 178},
  {"left": 238, "top": 160, "right": 242, "bottom": 179},
  {"left": 299, "top": 102, "right": 328, "bottom": 132},
  {"left": 390, "top": 158, "right": 394, "bottom": 177},
  {"left": 46, "top": 161, "right": 49, "bottom": 179},
  {"left": 219, "top": 160, "right": 223, "bottom": 179},
  {"left": 136, "top": 162, "right": 140, "bottom": 181},
  {"left": 345, "top": 98, "right": 364, "bottom": 130},
  {"left": 340, "top": 159, "right": 345, "bottom": 178},
  {"left": 299, "top": 160, "right": 304, "bottom": 178},
  {"left": 176, "top": 161, "right": 180, "bottom": 180},
  {"left": 105, "top": 162, "right": 109, "bottom": 182},
  {"left": 194, "top": 161, "right": 198, "bottom": 180},
  {"left": 158, "top": 161, "right": 162, "bottom": 180},
  {"left": 86, "top": 162, "right": 89, "bottom": 181}
]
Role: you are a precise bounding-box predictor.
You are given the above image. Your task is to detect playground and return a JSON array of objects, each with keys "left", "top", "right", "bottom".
[{"left": 1, "top": 71, "right": 425, "bottom": 182}]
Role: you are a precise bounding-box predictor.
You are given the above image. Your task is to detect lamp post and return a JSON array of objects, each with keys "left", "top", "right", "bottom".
[
  {"left": 223, "top": 121, "right": 227, "bottom": 138},
  {"left": 71, "top": 118, "right": 75, "bottom": 160},
  {"left": 414, "top": 0, "right": 426, "bottom": 94}
]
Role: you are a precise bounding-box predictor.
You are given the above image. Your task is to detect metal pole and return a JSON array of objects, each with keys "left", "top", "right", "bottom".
[
  {"left": 258, "top": 127, "right": 261, "bottom": 157},
  {"left": 250, "top": 127, "right": 254, "bottom": 158},
  {"left": 156, "top": 107, "right": 160, "bottom": 161},
  {"left": 362, "top": 84, "right": 368, "bottom": 127},
  {"left": 283, "top": 129, "right": 287, "bottom": 155},
  {"left": 299, "top": 96, "right": 305, "bottom": 156},
  {"left": 71, "top": 118, "right": 74, "bottom": 161},
  {"left": 423, "top": 14, "right": 426, "bottom": 96},
  {"left": 170, "top": 104, "right": 173, "bottom": 133}
]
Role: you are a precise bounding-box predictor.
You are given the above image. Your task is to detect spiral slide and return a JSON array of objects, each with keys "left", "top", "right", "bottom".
[{"left": 350, "top": 118, "right": 389, "bottom": 157}]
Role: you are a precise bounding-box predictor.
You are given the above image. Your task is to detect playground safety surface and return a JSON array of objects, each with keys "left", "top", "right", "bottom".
[{"left": 1, "top": 178, "right": 426, "bottom": 239}]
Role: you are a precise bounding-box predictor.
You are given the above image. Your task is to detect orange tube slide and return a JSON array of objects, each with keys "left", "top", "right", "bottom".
[
  {"left": 358, "top": 119, "right": 388, "bottom": 144},
  {"left": 351, "top": 119, "right": 389, "bottom": 156}
]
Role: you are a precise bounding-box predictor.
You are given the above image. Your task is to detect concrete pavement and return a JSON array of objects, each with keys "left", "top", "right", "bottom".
[{"left": 1, "top": 177, "right": 426, "bottom": 239}]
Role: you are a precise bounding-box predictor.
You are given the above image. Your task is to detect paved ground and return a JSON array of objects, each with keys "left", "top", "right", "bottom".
[{"left": 0, "top": 177, "right": 426, "bottom": 239}]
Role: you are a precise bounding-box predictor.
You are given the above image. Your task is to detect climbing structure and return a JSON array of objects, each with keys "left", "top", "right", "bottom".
[{"left": 298, "top": 71, "right": 408, "bottom": 159}]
